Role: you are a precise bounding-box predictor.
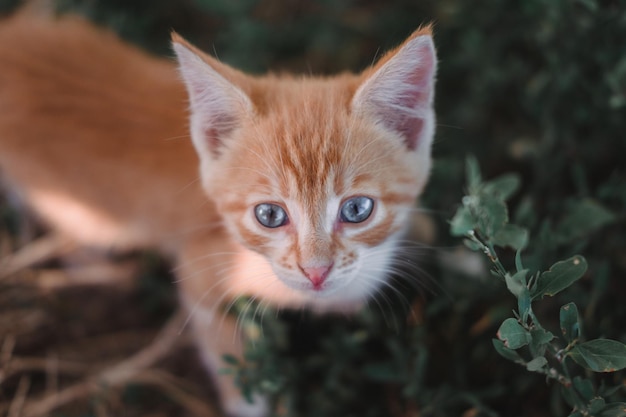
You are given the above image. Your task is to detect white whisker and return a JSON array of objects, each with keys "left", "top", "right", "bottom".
[
  {"left": 174, "top": 177, "right": 202, "bottom": 195},
  {"left": 172, "top": 251, "right": 242, "bottom": 272},
  {"left": 162, "top": 134, "right": 192, "bottom": 142}
]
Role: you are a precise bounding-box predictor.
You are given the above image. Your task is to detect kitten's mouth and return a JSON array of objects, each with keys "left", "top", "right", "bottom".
[
  {"left": 275, "top": 271, "right": 369, "bottom": 312},
  {"left": 277, "top": 275, "right": 344, "bottom": 297},
  {"left": 307, "top": 282, "right": 334, "bottom": 294},
  {"left": 301, "top": 277, "right": 351, "bottom": 298},
  {"left": 273, "top": 264, "right": 356, "bottom": 299}
]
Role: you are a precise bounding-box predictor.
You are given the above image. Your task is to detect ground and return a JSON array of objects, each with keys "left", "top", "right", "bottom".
[{"left": 0, "top": 216, "right": 221, "bottom": 417}]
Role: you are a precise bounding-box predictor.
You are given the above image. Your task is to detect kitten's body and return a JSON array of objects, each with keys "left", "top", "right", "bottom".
[
  {"left": 0, "top": 16, "right": 207, "bottom": 253},
  {"left": 0, "top": 13, "right": 436, "bottom": 417}
]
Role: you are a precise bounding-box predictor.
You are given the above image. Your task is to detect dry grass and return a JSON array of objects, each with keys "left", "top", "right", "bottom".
[{"left": 0, "top": 203, "right": 221, "bottom": 417}]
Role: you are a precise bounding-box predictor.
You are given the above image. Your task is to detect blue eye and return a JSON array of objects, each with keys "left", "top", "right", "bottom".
[
  {"left": 340, "top": 196, "right": 374, "bottom": 223},
  {"left": 254, "top": 203, "right": 288, "bottom": 228}
]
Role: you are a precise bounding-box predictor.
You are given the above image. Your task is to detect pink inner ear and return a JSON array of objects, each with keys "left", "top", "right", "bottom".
[
  {"left": 374, "top": 81, "right": 430, "bottom": 150},
  {"left": 359, "top": 38, "right": 435, "bottom": 151},
  {"left": 390, "top": 55, "right": 434, "bottom": 150},
  {"left": 174, "top": 42, "right": 252, "bottom": 160},
  {"left": 202, "top": 112, "right": 239, "bottom": 157},
  {"left": 396, "top": 115, "right": 424, "bottom": 151},
  {"left": 204, "top": 127, "right": 221, "bottom": 157}
]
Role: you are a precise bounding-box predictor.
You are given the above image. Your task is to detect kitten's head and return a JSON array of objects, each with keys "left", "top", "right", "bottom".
[{"left": 173, "top": 28, "right": 436, "bottom": 310}]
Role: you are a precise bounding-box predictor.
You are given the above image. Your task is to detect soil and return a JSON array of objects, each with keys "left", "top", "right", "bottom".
[{"left": 0, "top": 217, "right": 222, "bottom": 417}]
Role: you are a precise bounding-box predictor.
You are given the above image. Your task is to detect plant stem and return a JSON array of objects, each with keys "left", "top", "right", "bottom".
[{"left": 466, "top": 230, "right": 508, "bottom": 277}]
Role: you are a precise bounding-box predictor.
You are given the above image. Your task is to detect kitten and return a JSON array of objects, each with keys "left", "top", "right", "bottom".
[{"left": 0, "top": 13, "right": 436, "bottom": 417}]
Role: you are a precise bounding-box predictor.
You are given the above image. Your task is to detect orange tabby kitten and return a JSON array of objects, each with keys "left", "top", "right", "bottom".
[{"left": 0, "top": 12, "right": 436, "bottom": 417}]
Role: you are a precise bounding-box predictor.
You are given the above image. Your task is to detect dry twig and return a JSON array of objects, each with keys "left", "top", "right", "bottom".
[
  {"left": 1, "top": 310, "right": 212, "bottom": 417},
  {"left": 7, "top": 376, "right": 31, "bottom": 417},
  {"left": 0, "top": 234, "right": 75, "bottom": 280}
]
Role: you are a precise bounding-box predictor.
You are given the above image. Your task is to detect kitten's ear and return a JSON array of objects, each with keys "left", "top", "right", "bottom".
[
  {"left": 172, "top": 33, "right": 253, "bottom": 159},
  {"left": 352, "top": 27, "right": 437, "bottom": 151}
]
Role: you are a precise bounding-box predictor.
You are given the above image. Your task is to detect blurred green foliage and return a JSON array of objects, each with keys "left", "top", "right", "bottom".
[{"left": 1, "top": 0, "right": 625, "bottom": 415}]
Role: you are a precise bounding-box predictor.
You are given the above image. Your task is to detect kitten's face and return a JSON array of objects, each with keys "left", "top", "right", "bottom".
[
  {"left": 173, "top": 28, "right": 436, "bottom": 309},
  {"left": 209, "top": 91, "right": 431, "bottom": 305}
]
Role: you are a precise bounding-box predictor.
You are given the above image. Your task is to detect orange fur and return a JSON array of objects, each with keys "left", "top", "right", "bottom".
[
  {"left": 0, "top": 15, "right": 209, "bottom": 253},
  {"left": 0, "top": 14, "right": 436, "bottom": 417}
]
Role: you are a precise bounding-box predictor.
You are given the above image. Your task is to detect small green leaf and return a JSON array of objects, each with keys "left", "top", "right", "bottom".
[
  {"left": 259, "top": 379, "right": 282, "bottom": 394},
  {"left": 562, "top": 385, "right": 579, "bottom": 409},
  {"left": 560, "top": 302, "right": 580, "bottom": 343},
  {"left": 497, "top": 318, "right": 529, "bottom": 349},
  {"left": 529, "top": 328, "right": 555, "bottom": 357},
  {"left": 492, "top": 223, "right": 529, "bottom": 250},
  {"left": 599, "top": 383, "right": 625, "bottom": 398},
  {"left": 222, "top": 354, "right": 241, "bottom": 366},
  {"left": 515, "top": 248, "right": 524, "bottom": 272},
  {"left": 554, "top": 199, "right": 616, "bottom": 245},
  {"left": 531, "top": 255, "right": 588, "bottom": 300},
  {"left": 568, "top": 339, "right": 626, "bottom": 372},
  {"left": 591, "top": 397, "right": 608, "bottom": 414},
  {"left": 241, "top": 384, "right": 255, "bottom": 404},
  {"left": 526, "top": 356, "right": 548, "bottom": 372},
  {"left": 505, "top": 269, "right": 528, "bottom": 297},
  {"left": 517, "top": 289, "right": 531, "bottom": 324},
  {"left": 598, "top": 402, "right": 626, "bottom": 417},
  {"left": 482, "top": 173, "right": 521, "bottom": 201},
  {"left": 450, "top": 206, "right": 475, "bottom": 236},
  {"left": 492, "top": 338, "right": 524, "bottom": 363},
  {"left": 573, "top": 376, "right": 595, "bottom": 402},
  {"left": 475, "top": 195, "right": 509, "bottom": 238}
]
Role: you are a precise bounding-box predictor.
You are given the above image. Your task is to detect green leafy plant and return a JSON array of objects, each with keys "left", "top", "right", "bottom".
[{"left": 450, "top": 156, "right": 626, "bottom": 417}]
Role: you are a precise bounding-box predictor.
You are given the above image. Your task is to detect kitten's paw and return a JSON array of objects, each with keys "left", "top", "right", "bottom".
[{"left": 225, "top": 394, "right": 269, "bottom": 417}]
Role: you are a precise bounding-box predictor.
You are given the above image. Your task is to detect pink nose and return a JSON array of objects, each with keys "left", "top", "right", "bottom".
[{"left": 301, "top": 264, "right": 333, "bottom": 288}]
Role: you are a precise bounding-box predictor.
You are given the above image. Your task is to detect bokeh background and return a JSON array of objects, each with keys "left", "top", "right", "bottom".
[{"left": 1, "top": 0, "right": 625, "bottom": 416}]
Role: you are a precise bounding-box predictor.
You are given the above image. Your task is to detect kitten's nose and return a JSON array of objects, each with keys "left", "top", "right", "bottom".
[{"left": 300, "top": 263, "right": 333, "bottom": 289}]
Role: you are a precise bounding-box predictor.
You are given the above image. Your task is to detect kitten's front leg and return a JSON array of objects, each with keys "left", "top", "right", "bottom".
[
  {"left": 177, "top": 236, "right": 269, "bottom": 417},
  {"left": 185, "top": 303, "right": 269, "bottom": 417}
]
